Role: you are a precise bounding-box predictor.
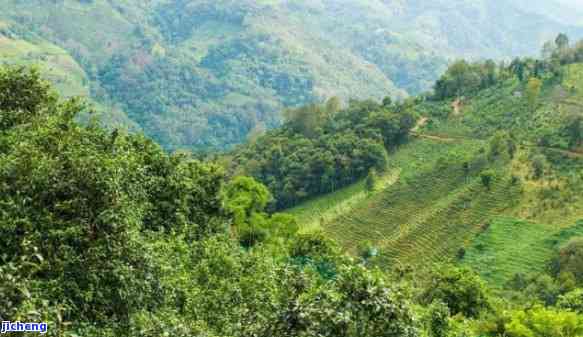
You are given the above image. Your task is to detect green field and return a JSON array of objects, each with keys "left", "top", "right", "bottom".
[{"left": 462, "top": 218, "right": 583, "bottom": 287}]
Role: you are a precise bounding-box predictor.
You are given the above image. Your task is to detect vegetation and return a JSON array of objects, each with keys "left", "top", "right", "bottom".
[
  {"left": 2, "top": 0, "right": 583, "bottom": 151},
  {"left": 0, "top": 65, "right": 427, "bottom": 337},
  {"left": 3, "top": 27, "right": 583, "bottom": 336},
  {"left": 230, "top": 98, "right": 415, "bottom": 208}
]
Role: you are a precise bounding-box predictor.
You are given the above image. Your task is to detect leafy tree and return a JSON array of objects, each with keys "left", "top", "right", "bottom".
[
  {"left": 365, "top": 168, "right": 379, "bottom": 193},
  {"left": 298, "top": 265, "right": 420, "bottom": 337},
  {"left": 0, "top": 66, "right": 58, "bottom": 130},
  {"left": 222, "top": 176, "right": 272, "bottom": 227},
  {"left": 505, "top": 306, "right": 583, "bottom": 337},
  {"left": 480, "top": 169, "right": 495, "bottom": 190},
  {"left": 421, "top": 266, "right": 490, "bottom": 318},
  {"left": 232, "top": 99, "right": 414, "bottom": 208},
  {"left": 488, "top": 131, "right": 516, "bottom": 160},
  {"left": 556, "top": 33, "right": 570, "bottom": 51},
  {"left": 510, "top": 58, "right": 527, "bottom": 82},
  {"left": 524, "top": 274, "right": 562, "bottom": 306},
  {"left": 531, "top": 154, "right": 547, "bottom": 179},
  {"left": 563, "top": 113, "right": 583, "bottom": 148},
  {"left": 425, "top": 300, "right": 451, "bottom": 337},
  {"left": 552, "top": 237, "right": 583, "bottom": 284},
  {"left": 0, "top": 65, "right": 232, "bottom": 326},
  {"left": 526, "top": 77, "right": 542, "bottom": 112},
  {"left": 558, "top": 288, "right": 583, "bottom": 313}
]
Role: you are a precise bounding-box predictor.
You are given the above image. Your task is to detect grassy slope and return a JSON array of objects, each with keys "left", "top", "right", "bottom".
[
  {"left": 0, "top": 33, "right": 88, "bottom": 97},
  {"left": 287, "top": 64, "right": 583, "bottom": 286},
  {"left": 462, "top": 218, "right": 583, "bottom": 287}
]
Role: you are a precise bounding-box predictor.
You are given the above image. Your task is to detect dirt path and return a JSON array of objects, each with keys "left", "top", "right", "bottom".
[
  {"left": 522, "top": 144, "right": 583, "bottom": 159},
  {"left": 410, "top": 118, "right": 583, "bottom": 158},
  {"left": 452, "top": 98, "right": 463, "bottom": 116},
  {"left": 411, "top": 117, "right": 428, "bottom": 133},
  {"left": 410, "top": 131, "right": 459, "bottom": 143}
]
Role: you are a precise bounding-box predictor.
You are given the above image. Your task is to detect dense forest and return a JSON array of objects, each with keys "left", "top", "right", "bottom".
[
  {"left": 2, "top": 0, "right": 583, "bottom": 151},
  {"left": 229, "top": 97, "right": 415, "bottom": 208},
  {"left": 3, "top": 32, "right": 583, "bottom": 336}
]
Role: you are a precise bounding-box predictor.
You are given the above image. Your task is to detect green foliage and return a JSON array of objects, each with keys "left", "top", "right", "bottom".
[
  {"left": 0, "top": 65, "right": 227, "bottom": 325},
  {"left": 0, "top": 64, "right": 430, "bottom": 337},
  {"left": 531, "top": 154, "right": 547, "bottom": 179},
  {"left": 422, "top": 266, "right": 490, "bottom": 318},
  {"left": 488, "top": 131, "right": 516, "bottom": 160},
  {"left": 558, "top": 288, "right": 583, "bottom": 313},
  {"left": 0, "top": 66, "right": 57, "bottom": 130},
  {"left": 552, "top": 237, "right": 583, "bottom": 284},
  {"left": 480, "top": 169, "right": 495, "bottom": 190},
  {"left": 232, "top": 99, "right": 413, "bottom": 208},
  {"left": 222, "top": 176, "right": 272, "bottom": 227},
  {"left": 365, "top": 168, "right": 379, "bottom": 193},
  {"left": 505, "top": 306, "right": 583, "bottom": 337},
  {"left": 433, "top": 60, "right": 501, "bottom": 100},
  {"left": 562, "top": 112, "right": 583, "bottom": 148},
  {"left": 425, "top": 300, "right": 451, "bottom": 337},
  {"left": 526, "top": 77, "right": 543, "bottom": 112}
]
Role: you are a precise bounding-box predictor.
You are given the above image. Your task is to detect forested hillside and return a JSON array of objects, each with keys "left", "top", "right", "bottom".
[
  {"left": 3, "top": 2, "right": 583, "bottom": 335},
  {"left": 1, "top": 0, "right": 583, "bottom": 150},
  {"left": 2, "top": 61, "right": 583, "bottom": 336}
]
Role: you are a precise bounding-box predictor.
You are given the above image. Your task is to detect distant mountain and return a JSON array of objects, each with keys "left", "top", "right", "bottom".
[{"left": 1, "top": 0, "right": 582, "bottom": 150}]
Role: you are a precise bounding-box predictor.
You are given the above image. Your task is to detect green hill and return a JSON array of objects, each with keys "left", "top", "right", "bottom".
[
  {"left": 287, "top": 56, "right": 583, "bottom": 287},
  {"left": 2, "top": 0, "right": 583, "bottom": 150}
]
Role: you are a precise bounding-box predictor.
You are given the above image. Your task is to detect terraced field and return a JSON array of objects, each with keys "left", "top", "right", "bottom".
[
  {"left": 289, "top": 169, "right": 401, "bottom": 233},
  {"left": 319, "top": 136, "right": 527, "bottom": 267},
  {"left": 462, "top": 218, "right": 583, "bottom": 287}
]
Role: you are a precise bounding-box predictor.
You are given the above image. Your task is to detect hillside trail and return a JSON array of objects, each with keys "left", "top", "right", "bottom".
[
  {"left": 411, "top": 116, "right": 583, "bottom": 158},
  {"left": 452, "top": 98, "right": 463, "bottom": 116}
]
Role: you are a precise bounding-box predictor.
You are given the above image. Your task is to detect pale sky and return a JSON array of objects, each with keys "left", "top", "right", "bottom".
[{"left": 557, "top": 0, "right": 583, "bottom": 9}]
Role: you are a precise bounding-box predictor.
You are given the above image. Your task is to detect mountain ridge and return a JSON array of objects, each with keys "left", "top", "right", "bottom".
[{"left": 1, "top": 0, "right": 583, "bottom": 150}]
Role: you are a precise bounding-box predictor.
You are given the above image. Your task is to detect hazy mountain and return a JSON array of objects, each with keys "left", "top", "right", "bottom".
[{"left": 1, "top": 0, "right": 582, "bottom": 150}]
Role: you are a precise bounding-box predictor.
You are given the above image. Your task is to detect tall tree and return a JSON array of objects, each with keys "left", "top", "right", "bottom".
[{"left": 526, "top": 77, "right": 543, "bottom": 112}]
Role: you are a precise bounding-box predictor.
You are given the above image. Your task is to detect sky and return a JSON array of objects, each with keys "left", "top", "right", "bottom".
[{"left": 557, "top": 0, "right": 583, "bottom": 9}]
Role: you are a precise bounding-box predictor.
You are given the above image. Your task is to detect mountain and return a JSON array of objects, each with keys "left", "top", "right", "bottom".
[{"left": 1, "top": 0, "right": 583, "bottom": 151}]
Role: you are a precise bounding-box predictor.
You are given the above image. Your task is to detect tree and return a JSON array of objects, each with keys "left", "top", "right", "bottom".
[
  {"left": 325, "top": 96, "right": 342, "bottom": 115},
  {"left": 558, "top": 289, "right": 583, "bottom": 313},
  {"left": 481, "top": 170, "right": 495, "bottom": 190},
  {"left": 505, "top": 306, "right": 583, "bottom": 337},
  {"left": 563, "top": 113, "right": 583, "bottom": 148},
  {"left": 0, "top": 66, "right": 58, "bottom": 130},
  {"left": 526, "top": 77, "right": 542, "bottom": 112},
  {"left": 426, "top": 300, "right": 451, "bottom": 337},
  {"left": 222, "top": 176, "right": 272, "bottom": 227},
  {"left": 284, "top": 104, "right": 327, "bottom": 138},
  {"left": 552, "top": 237, "right": 583, "bottom": 284},
  {"left": 422, "top": 266, "right": 490, "bottom": 318},
  {"left": 556, "top": 33, "right": 570, "bottom": 51},
  {"left": 299, "top": 265, "right": 420, "bottom": 337},
  {"left": 488, "top": 131, "right": 516, "bottom": 160},
  {"left": 531, "top": 154, "right": 546, "bottom": 179},
  {"left": 365, "top": 168, "right": 379, "bottom": 193}
]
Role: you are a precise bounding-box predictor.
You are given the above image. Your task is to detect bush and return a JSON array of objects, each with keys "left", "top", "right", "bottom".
[{"left": 422, "top": 266, "right": 490, "bottom": 318}]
